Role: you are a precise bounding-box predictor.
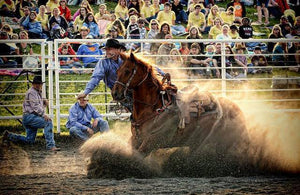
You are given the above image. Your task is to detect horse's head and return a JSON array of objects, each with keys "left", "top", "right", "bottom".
[{"left": 112, "top": 52, "right": 150, "bottom": 101}]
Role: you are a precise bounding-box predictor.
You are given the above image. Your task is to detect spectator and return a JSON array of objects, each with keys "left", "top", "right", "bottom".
[
  {"left": 0, "top": 0, "right": 16, "bottom": 17},
  {"left": 156, "top": 34, "right": 176, "bottom": 66},
  {"left": 58, "top": 0, "right": 72, "bottom": 22},
  {"left": 179, "top": 42, "right": 190, "bottom": 63},
  {"left": 3, "top": 76, "right": 60, "bottom": 151},
  {"left": 288, "top": 37, "right": 300, "bottom": 72},
  {"left": 186, "top": 26, "right": 204, "bottom": 52},
  {"left": 21, "top": 11, "right": 46, "bottom": 39},
  {"left": 144, "top": 19, "right": 159, "bottom": 53},
  {"left": 151, "top": 0, "right": 160, "bottom": 17},
  {"left": 72, "top": 26, "right": 90, "bottom": 51},
  {"left": 267, "top": 24, "right": 284, "bottom": 53},
  {"left": 77, "top": 35, "right": 103, "bottom": 68},
  {"left": 272, "top": 41, "right": 288, "bottom": 67},
  {"left": 157, "top": 2, "right": 186, "bottom": 36},
  {"left": 73, "top": 7, "right": 88, "bottom": 33},
  {"left": 151, "top": 22, "right": 171, "bottom": 54},
  {"left": 147, "top": 19, "right": 160, "bottom": 39},
  {"left": 187, "top": 4, "right": 206, "bottom": 33},
  {"left": 226, "top": 0, "right": 246, "bottom": 24},
  {"left": 238, "top": 17, "right": 253, "bottom": 39},
  {"left": 97, "top": 14, "right": 111, "bottom": 38},
  {"left": 168, "top": 48, "right": 186, "bottom": 77},
  {"left": 1, "top": 24, "right": 13, "bottom": 38},
  {"left": 95, "top": 3, "right": 108, "bottom": 21},
  {"left": 83, "top": 12, "right": 100, "bottom": 38},
  {"left": 252, "top": 0, "right": 269, "bottom": 25},
  {"left": 15, "top": 30, "right": 34, "bottom": 66},
  {"left": 107, "top": 19, "right": 126, "bottom": 38},
  {"left": 140, "top": 0, "right": 156, "bottom": 22},
  {"left": 49, "top": 7, "right": 68, "bottom": 31},
  {"left": 229, "top": 24, "right": 239, "bottom": 39},
  {"left": 220, "top": 6, "right": 235, "bottom": 25},
  {"left": 107, "top": 26, "right": 124, "bottom": 39},
  {"left": 208, "top": 17, "right": 222, "bottom": 39},
  {"left": 36, "top": 5, "right": 50, "bottom": 37},
  {"left": 46, "top": 0, "right": 59, "bottom": 14},
  {"left": 216, "top": 24, "right": 232, "bottom": 46},
  {"left": 225, "top": 45, "right": 247, "bottom": 79},
  {"left": 187, "top": 42, "right": 208, "bottom": 77},
  {"left": 124, "top": 7, "right": 140, "bottom": 29},
  {"left": 59, "top": 45, "right": 82, "bottom": 73},
  {"left": 172, "top": 0, "right": 188, "bottom": 24},
  {"left": 0, "top": 31, "right": 18, "bottom": 68},
  {"left": 18, "top": 6, "right": 31, "bottom": 26},
  {"left": 213, "top": 42, "right": 222, "bottom": 68},
  {"left": 128, "top": 0, "right": 143, "bottom": 13},
  {"left": 234, "top": 44, "right": 248, "bottom": 74},
  {"left": 268, "top": 0, "right": 282, "bottom": 19},
  {"left": 249, "top": 46, "right": 272, "bottom": 74},
  {"left": 204, "top": 44, "right": 220, "bottom": 78},
  {"left": 66, "top": 92, "right": 109, "bottom": 141},
  {"left": 279, "top": 15, "right": 291, "bottom": 36},
  {"left": 138, "top": 18, "right": 147, "bottom": 46},
  {"left": 72, "top": 0, "right": 93, "bottom": 21},
  {"left": 126, "top": 15, "right": 140, "bottom": 50},
  {"left": 207, "top": 5, "right": 220, "bottom": 27},
  {"left": 269, "top": 0, "right": 290, "bottom": 19},
  {"left": 115, "top": 0, "right": 128, "bottom": 22},
  {"left": 187, "top": 0, "right": 206, "bottom": 15},
  {"left": 292, "top": 16, "right": 300, "bottom": 36}
]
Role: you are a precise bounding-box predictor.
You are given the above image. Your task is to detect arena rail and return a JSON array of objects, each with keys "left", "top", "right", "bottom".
[{"left": 0, "top": 38, "right": 299, "bottom": 133}]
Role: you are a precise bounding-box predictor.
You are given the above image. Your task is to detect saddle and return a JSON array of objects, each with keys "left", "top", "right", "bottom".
[{"left": 176, "top": 85, "right": 217, "bottom": 129}]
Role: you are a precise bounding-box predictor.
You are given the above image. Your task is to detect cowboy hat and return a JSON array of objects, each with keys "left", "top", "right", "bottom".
[
  {"left": 75, "top": 90, "right": 89, "bottom": 100},
  {"left": 30, "top": 76, "right": 45, "bottom": 84},
  {"left": 79, "top": 26, "right": 90, "bottom": 32},
  {"left": 100, "top": 38, "right": 126, "bottom": 51}
]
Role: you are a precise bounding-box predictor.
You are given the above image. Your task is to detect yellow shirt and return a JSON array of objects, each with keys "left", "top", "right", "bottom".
[
  {"left": 229, "top": 31, "right": 239, "bottom": 39},
  {"left": 36, "top": 14, "right": 49, "bottom": 30},
  {"left": 150, "top": 4, "right": 160, "bottom": 14},
  {"left": 220, "top": 12, "right": 235, "bottom": 25},
  {"left": 94, "top": 13, "right": 103, "bottom": 21},
  {"left": 209, "top": 25, "right": 222, "bottom": 39},
  {"left": 207, "top": 12, "right": 220, "bottom": 26},
  {"left": 46, "top": 1, "right": 59, "bottom": 12},
  {"left": 157, "top": 10, "right": 175, "bottom": 25},
  {"left": 0, "top": 0, "right": 15, "bottom": 11},
  {"left": 74, "top": 17, "right": 84, "bottom": 32},
  {"left": 114, "top": 5, "right": 128, "bottom": 20},
  {"left": 141, "top": 5, "right": 155, "bottom": 18},
  {"left": 187, "top": 11, "right": 205, "bottom": 29}
]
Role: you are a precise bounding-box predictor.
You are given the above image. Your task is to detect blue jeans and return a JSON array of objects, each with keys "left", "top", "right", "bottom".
[
  {"left": 175, "top": 10, "right": 188, "bottom": 23},
  {"left": 69, "top": 119, "right": 109, "bottom": 141},
  {"left": 171, "top": 25, "right": 186, "bottom": 35},
  {"left": 8, "top": 114, "right": 56, "bottom": 149}
]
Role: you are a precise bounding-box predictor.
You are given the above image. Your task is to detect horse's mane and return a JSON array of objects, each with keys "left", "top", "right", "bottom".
[{"left": 121, "top": 52, "right": 163, "bottom": 88}]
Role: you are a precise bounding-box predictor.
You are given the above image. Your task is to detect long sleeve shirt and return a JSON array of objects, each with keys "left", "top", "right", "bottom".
[
  {"left": 66, "top": 102, "right": 103, "bottom": 131},
  {"left": 84, "top": 56, "right": 123, "bottom": 94},
  {"left": 21, "top": 16, "right": 43, "bottom": 35},
  {"left": 23, "top": 87, "right": 45, "bottom": 116},
  {"left": 83, "top": 56, "right": 165, "bottom": 95}
]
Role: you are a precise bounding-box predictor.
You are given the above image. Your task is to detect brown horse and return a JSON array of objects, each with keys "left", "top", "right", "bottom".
[{"left": 112, "top": 52, "right": 249, "bottom": 157}]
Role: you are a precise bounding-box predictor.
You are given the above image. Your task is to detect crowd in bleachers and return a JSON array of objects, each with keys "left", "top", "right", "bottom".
[{"left": 0, "top": 0, "right": 299, "bottom": 78}]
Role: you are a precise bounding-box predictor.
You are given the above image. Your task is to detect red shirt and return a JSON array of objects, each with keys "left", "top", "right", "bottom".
[{"left": 59, "top": 6, "right": 72, "bottom": 22}]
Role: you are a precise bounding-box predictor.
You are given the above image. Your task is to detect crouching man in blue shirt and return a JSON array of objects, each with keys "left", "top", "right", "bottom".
[{"left": 66, "top": 92, "right": 109, "bottom": 141}]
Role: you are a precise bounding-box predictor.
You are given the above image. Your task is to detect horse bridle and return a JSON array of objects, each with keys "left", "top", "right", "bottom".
[{"left": 115, "top": 63, "right": 149, "bottom": 99}]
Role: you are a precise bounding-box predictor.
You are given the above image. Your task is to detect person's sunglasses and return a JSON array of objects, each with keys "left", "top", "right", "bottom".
[{"left": 151, "top": 23, "right": 157, "bottom": 25}]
